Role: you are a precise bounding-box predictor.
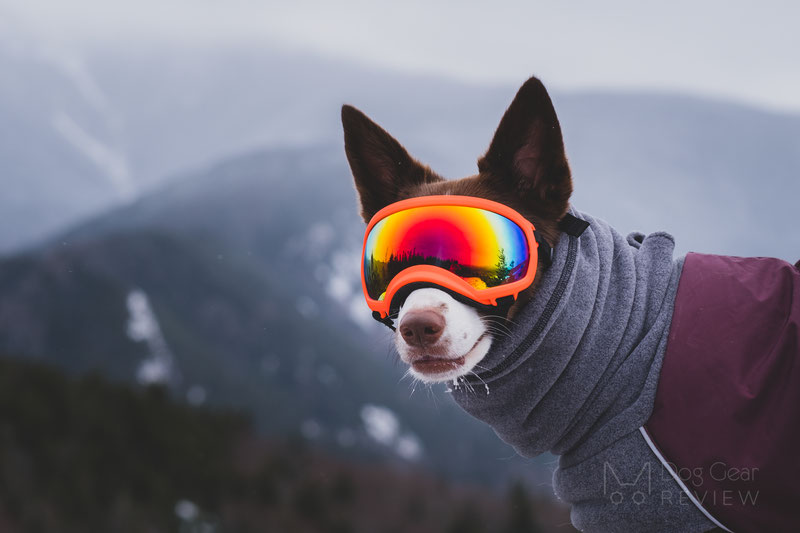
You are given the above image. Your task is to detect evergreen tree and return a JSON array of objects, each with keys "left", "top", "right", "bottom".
[
  {"left": 446, "top": 501, "right": 486, "bottom": 533},
  {"left": 503, "top": 481, "right": 542, "bottom": 533},
  {"left": 494, "top": 248, "right": 511, "bottom": 284}
]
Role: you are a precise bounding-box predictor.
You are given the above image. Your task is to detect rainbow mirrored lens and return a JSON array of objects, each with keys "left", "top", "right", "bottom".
[{"left": 363, "top": 205, "right": 530, "bottom": 300}]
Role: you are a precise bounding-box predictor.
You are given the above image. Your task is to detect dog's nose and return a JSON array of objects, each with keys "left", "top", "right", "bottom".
[{"left": 398, "top": 310, "right": 445, "bottom": 347}]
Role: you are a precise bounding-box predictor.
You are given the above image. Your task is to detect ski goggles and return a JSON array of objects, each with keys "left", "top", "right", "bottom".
[{"left": 361, "top": 196, "right": 547, "bottom": 321}]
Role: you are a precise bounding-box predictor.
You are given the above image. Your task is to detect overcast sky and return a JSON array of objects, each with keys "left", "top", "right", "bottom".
[{"left": 3, "top": 0, "right": 800, "bottom": 113}]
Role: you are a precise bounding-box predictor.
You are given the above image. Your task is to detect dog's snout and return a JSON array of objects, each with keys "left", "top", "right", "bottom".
[{"left": 399, "top": 310, "right": 445, "bottom": 347}]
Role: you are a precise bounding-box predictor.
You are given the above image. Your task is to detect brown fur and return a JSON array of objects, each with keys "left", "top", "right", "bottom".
[{"left": 342, "top": 76, "right": 574, "bottom": 319}]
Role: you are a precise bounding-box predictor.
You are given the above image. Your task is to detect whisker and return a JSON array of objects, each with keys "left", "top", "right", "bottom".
[
  {"left": 459, "top": 376, "right": 476, "bottom": 395},
  {"left": 468, "top": 369, "right": 491, "bottom": 395},
  {"left": 480, "top": 325, "right": 513, "bottom": 338},
  {"left": 409, "top": 377, "right": 420, "bottom": 398},
  {"left": 483, "top": 326, "right": 512, "bottom": 337},
  {"left": 480, "top": 318, "right": 514, "bottom": 334},
  {"left": 426, "top": 384, "right": 440, "bottom": 410},
  {"left": 481, "top": 314, "right": 520, "bottom": 327},
  {"left": 486, "top": 328, "right": 511, "bottom": 337}
]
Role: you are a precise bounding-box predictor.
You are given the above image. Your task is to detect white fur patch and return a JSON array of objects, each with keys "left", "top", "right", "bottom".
[{"left": 395, "top": 288, "right": 492, "bottom": 382}]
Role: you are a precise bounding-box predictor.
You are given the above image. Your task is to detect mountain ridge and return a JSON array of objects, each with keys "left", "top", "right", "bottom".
[{"left": 4, "top": 33, "right": 800, "bottom": 257}]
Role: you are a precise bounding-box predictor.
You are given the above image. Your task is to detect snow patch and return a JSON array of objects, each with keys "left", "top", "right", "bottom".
[
  {"left": 285, "top": 221, "right": 336, "bottom": 260},
  {"left": 348, "top": 296, "right": 373, "bottom": 329},
  {"left": 326, "top": 247, "right": 376, "bottom": 330},
  {"left": 126, "top": 289, "right": 176, "bottom": 386},
  {"left": 52, "top": 111, "right": 135, "bottom": 200},
  {"left": 395, "top": 433, "right": 423, "bottom": 461},
  {"left": 325, "top": 274, "right": 350, "bottom": 303},
  {"left": 362, "top": 404, "right": 423, "bottom": 461},
  {"left": 360, "top": 404, "right": 399, "bottom": 446},
  {"left": 174, "top": 500, "right": 199, "bottom": 521},
  {"left": 360, "top": 404, "right": 424, "bottom": 461},
  {"left": 288, "top": 217, "right": 376, "bottom": 331},
  {"left": 42, "top": 48, "right": 111, "bottom": 115},
  {"left": 301, "top": 419, "right": 322, "bottom": 439}
]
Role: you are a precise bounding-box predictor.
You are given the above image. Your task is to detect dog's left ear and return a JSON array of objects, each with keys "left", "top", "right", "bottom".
[{"left": 478, "top": 76, "right": 572, "bottom": 222}]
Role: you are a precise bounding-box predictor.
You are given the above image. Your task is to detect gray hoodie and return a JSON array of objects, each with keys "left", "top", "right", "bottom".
[{"left": 451, "top": 208, "right": 716, "bottom": 532}]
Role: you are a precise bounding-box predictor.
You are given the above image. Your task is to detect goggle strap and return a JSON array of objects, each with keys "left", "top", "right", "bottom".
[
  {"left": 533, "top": 229, "right": 553, "bottom": 265},
  {"left": 532, "top": 213, "right": 590, "bottom": 265},
  {"left": 372, "top": 311, "right": 397, "bottom": 331},
  {"left": 559, "top": 213, "right": 590, "bottom": 237}
]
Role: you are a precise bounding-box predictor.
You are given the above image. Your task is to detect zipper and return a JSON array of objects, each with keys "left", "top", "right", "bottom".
[{"left": 465, "top": 234, "right": 578, "bottom": 383}]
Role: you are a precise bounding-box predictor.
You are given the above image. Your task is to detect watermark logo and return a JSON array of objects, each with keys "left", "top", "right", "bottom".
[
  {"left": 603, "top": 462, "right": 652, "bottom": 505},
  {"left": 603, "top": 461, "right": 759, "bottom": 507}
]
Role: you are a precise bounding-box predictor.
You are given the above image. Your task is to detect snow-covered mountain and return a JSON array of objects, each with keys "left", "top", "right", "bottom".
[
  {"left": 0, "top": 144, "right": 552, "bottom": 489},
  {"left": 0, "top": 31, "right": 505, "bottom": 251},
  {"left": 3, "top": 28, "right": 799, "bottom": 260},
  {"left": 2, "top": 20, "right": 799, "bottom": 494}
]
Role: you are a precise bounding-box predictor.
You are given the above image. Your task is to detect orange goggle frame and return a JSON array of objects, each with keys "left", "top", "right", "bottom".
[{"left": 361, "top": 195, "right": 543, "bottom": 320}]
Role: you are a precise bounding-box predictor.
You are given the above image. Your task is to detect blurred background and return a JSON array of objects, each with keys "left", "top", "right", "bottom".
[{"left": 0, "top": 1, "right": 798, "bottom": 531}]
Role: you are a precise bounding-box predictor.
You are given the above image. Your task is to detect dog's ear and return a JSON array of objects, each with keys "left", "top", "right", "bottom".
[
  {"left": 342, "top": 105, "right": 443, "bottom": 223},
  {"left": 478, "top": 76, "right": 572, "bottom": 221}
]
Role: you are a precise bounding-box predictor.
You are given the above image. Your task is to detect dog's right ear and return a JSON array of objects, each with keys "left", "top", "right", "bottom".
[{"left": 342, "top": 105, "right": 442, "bottom": 223}]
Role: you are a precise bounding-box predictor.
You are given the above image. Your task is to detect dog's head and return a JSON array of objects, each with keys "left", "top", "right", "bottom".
[{"left": 342, "top": 76, "right": 572, "bottom": 383}]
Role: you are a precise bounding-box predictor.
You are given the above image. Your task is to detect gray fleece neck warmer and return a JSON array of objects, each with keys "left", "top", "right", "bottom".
[{"left": 451, "top": 208, "right": 715, "bottom": 533}]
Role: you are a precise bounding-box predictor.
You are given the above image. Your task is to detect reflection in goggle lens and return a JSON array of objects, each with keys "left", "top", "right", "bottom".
[{"left": 363, "top": 205, "right": 530, "bottom": 300}]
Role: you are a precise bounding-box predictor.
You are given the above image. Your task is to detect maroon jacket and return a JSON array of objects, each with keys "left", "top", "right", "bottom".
[{"left": 644, "top": 253, "right": 800, "bottom": 532}]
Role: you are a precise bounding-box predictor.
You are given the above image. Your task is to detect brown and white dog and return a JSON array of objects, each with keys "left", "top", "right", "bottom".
[
  {"left": 342, "top": 76, "right": 571, "bottom": 384},
  {"left": 342, "top": 77, "right": 798, "bottom": 533}
]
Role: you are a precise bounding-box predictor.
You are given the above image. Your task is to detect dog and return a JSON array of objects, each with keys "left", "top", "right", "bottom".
[{"left": 342, "top": 77, "right": 799, "bottom": 533}]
